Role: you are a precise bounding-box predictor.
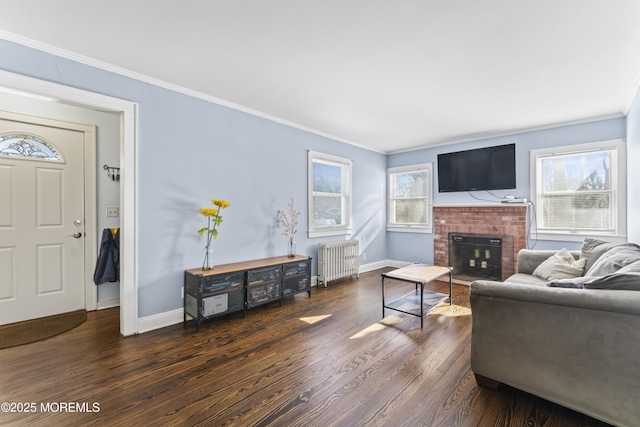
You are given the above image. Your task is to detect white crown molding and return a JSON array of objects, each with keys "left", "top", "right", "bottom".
[
  {"left": 6, "top": 29, "right": 630, "bottom": 157},
  {"left": 0, "top": 30, "right": 385, "bottom": 155},
  {"left": 387, "top": 113, "right": 626, "bottom": 155},
  {"left": 623, "top": 71, "right": 640, "bottom": 115},
  {"left": 2, "top": 30, "right": 628, "bottom": 157}
]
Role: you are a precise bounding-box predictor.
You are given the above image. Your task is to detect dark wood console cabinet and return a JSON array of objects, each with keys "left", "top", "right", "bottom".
[{"left": 184, "top": 255, "right": 311, "bottom": 331}]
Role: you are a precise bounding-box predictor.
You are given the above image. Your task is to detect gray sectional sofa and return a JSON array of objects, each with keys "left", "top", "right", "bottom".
[{"left": 469, "top": 238, "right": 640, "bottom": 427}]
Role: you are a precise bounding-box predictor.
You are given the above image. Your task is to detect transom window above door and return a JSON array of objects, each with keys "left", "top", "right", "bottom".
[{"left": 0, "top": 133, "right": 62, "bottom": 161}]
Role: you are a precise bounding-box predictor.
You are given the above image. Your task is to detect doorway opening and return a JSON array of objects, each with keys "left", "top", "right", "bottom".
[{"left": 0, "top": 70, "right": 138, "bottom": 336}]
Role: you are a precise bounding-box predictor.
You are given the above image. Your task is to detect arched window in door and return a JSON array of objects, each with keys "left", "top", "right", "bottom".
[{"left": 0, "top": 133, "right": 62, "bottom": 161}]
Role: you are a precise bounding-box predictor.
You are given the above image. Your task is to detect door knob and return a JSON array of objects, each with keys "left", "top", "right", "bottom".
[{"left": 67, "top": 232, "right": 82, "bottom": 238}]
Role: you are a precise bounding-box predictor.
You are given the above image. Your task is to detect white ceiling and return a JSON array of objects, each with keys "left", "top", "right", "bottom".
[{"left": 2, "top": 0, "right": 640, "bottom": 153}]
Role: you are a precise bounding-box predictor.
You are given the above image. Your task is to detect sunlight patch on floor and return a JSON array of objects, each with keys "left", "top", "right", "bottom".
[
  {"left": 299, "top": 314, "right": 332, "bottom": 324},
  {"left": 427, "top": 304, "right": 472, "bottom": 317},
  {"left": 380, "top": 315, "right": 404, "bottom": 325},
  {"left": 349, "top": 322, "right": 388, "bottom": 339}
]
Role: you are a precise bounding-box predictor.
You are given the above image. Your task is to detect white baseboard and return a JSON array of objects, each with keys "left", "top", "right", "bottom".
[
  {"left": 137, "top": 307, "right": 184, "bottom": 334},
  {"left": 359, "top": 259, "right": 412, "bottom": 272},
  {"left": 97, "top": 297, "right": 120, "bottom": 310},
  {"left": 312, "top": 260, "right": 412, "bottom": 287}
]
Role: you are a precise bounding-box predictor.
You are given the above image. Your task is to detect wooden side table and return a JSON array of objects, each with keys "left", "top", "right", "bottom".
[{"left": 381, "top": 264, "right": 452, "bottom": 328}]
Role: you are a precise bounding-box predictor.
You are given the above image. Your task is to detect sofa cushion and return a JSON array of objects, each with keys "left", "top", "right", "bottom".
[
  {"left": 584, "top": 243, "right": 640, "bottom": 277},
  {"left": 580, "top": 238, "right": 618, "bottom": 274},
  {"left": 505, "top": 273, "right": 549, "bottom": 286},
  {"left": 532, "top": 248, "right": 586, "bottom": 281}
]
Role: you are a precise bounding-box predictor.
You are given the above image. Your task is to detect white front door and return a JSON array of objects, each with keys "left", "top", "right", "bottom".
[{"left": 0, "top": 113, "right": 86, "bottom": 325}]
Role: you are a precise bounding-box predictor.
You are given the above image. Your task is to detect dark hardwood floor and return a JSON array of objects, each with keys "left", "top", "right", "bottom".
[{"left": 0, "top": 268, "right": 611, "bottom": 426}]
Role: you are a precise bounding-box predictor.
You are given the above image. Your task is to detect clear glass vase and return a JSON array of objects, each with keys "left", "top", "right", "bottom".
[
  {"left": 287, "top": 237, "right": 296, "bottom": 257},
  {"left": 202, "top": 247, "right": 214, "bottom": 270}
]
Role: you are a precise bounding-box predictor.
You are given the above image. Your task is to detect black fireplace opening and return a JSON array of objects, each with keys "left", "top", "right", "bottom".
[{"left": 449, "top": 233, "right": 502, "bottom": 281}]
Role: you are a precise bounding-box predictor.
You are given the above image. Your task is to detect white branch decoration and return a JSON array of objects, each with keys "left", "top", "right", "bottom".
[{"left": 277, "top": 196, "right": 300, "bottom": 238}]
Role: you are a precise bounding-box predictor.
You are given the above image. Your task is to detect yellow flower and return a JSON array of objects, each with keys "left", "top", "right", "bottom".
[
  {"left": 199, "top": 207, "right": 219, "bottom": 217},
  {"left": 211, "top": 198, "right": 231, "bottom": 208},
  {"left": 198, "top": 197, "right": 230, "bottom": 245},
  {"left": 198, "top": 197, "right": 230, "bottom": 269}
]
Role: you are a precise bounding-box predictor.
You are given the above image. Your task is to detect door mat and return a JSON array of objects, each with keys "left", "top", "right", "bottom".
[{"left": 0, "top": 309, "right": 87, "bottom": 350}]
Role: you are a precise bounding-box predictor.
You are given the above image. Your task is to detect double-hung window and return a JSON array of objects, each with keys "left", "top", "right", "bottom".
[
  {"left": 387, "top": 163, "right": 433, "bottom": 233},
  {"left": 308, "top": 150, "right": 352, "bottom": 238},
  {"left": 531, "top": 140, "right": 626, "bottom": 241}
]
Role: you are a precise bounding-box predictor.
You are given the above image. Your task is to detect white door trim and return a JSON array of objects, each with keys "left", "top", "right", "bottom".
[
  {"left": 0, "top": 110, "right": 97, "bottom": 314},
  {"left": 0, "top": 70, "right": 139, "bottom": 336}
]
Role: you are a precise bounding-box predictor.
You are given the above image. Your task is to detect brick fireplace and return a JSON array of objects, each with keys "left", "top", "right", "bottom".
[{"left": 433, "top": 205, "right": 528, "bottom": 282}]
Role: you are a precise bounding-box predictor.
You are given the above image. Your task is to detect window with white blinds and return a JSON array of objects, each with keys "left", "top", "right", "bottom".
[{"left": 531, "top": 140, "right": 627, "bottom": 240}]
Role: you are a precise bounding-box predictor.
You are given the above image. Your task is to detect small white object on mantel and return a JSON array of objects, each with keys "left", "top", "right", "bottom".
[{"left": 433, "top": 202, "right": 528, "bottom": 208}]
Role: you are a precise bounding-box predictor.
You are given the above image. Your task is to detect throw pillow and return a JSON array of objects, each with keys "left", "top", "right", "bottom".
[
  {"left": 533, "top": 248, "right": 587, "bottom": 281},
  {"left": 584, "top": 243, "right": 640, "bottom": 277},
  {"left": 580, "top": 238, "right": 618, "bottom": 274}
]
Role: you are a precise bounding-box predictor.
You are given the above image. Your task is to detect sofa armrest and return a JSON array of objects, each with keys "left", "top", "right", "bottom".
[
  {"left": 516, "top": 249, "right": 581, "bottom": 275},
  {"left": 470, "top": 280, "right": 640, "bottom": 427}
]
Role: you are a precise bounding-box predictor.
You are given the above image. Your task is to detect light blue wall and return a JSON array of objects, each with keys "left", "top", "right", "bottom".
[
  {"left": 0, "top": 39, "right": 386, "bottom": 317},
  {"left": 387, "top": 117, "right": 627, "bottom": 261},
  {"left": 627, "top": 89, "right": 640, "bottom": 243},
  {"left": 135, "top": 86, "right": 387, "bottom": 315},
  {"left": 0, "top": 38, "right": 634, "bottom": 319}
]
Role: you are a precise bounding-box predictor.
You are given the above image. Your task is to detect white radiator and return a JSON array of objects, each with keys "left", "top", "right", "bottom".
[{"left": 317, "top": 240, "right": 360, "bottom": 286}]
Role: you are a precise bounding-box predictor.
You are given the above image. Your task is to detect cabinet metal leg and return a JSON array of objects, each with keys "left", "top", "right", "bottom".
[
  {"left": 420, "top": 283, "right": 424, "bottom": 329},
  {"left": 381, "top": 276, "right": 386, "bottom": 318}
]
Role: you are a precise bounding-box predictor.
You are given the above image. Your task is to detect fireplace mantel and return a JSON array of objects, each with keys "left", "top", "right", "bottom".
[{"left": 433, "top": 205, "right": 528, "bottom": 281}]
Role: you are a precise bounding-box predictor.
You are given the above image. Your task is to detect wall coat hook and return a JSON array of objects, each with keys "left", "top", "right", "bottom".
[{"left": 103, "top": 164, "right": 120, "bottom": 181}]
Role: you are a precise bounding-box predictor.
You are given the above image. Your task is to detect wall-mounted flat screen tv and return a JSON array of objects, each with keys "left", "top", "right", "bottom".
[{"left": 437, "top": 143, "right": 516, "bottom": 192}]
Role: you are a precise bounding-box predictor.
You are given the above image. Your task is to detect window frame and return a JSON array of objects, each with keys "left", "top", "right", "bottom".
[
  {"left": 530, "top": 139, "right": 627, "bottom": 243},
  {"left": 387, "top": 163, "right": 433, "bottom": 233},
  {"left": 307, "top": 150, "right": 353, "bottom": 238}
]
